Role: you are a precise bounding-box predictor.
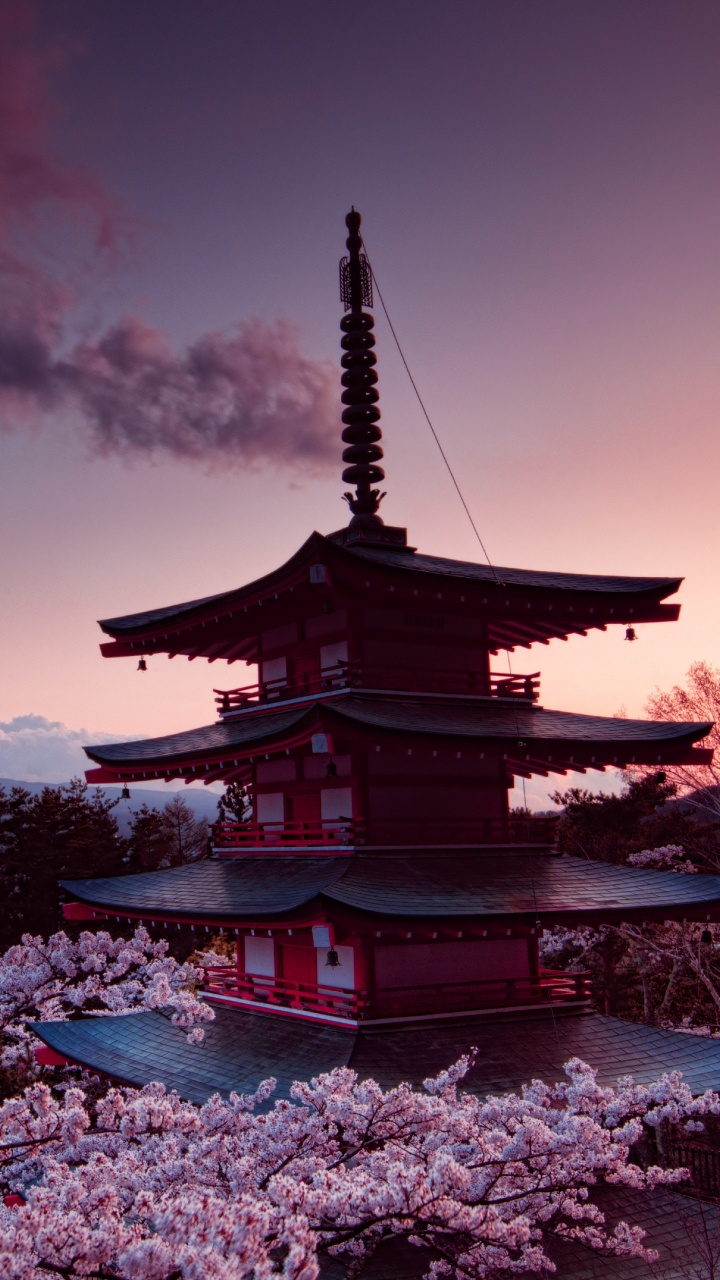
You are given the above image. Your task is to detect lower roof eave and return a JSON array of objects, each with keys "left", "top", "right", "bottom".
[
  {"left": 61, "top": 900, "right": 720, "bottom": 931},
  {"left": 29, "top": 1004, "right": 720, "bottom": 1104}
]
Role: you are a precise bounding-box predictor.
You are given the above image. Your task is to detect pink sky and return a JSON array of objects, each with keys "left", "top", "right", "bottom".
[{"left": 1, "top": 0, "right": 718, "bottom": 795}]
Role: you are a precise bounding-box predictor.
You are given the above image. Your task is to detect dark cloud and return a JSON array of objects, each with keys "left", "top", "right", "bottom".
[
  {"left": 62, "top": 316, "right": 337, "bottom": 470},
  {"left": 0, "top": 313, "right": 337, "bottom": 471},
  {"left": 0, "top": 2, "right": 338, "bottom": 472}
]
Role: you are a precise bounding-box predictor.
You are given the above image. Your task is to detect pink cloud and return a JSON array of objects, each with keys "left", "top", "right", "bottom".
[
  {"left": 60, "top": 316, "right": 337, "bottom": 470},
  {"left": 0, "top": 2, "right": 338, "bottom": 472}
]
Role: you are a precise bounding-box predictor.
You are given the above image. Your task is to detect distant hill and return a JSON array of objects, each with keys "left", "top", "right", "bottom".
[{"left": 0, "top": 779, "right": 221, "bottom": 836}]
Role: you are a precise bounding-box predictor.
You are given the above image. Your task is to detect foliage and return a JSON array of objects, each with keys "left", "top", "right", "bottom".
[
  {"left": 0, "top": 780, "right": 127, "bottom": 951},
  {"left": 0, "top": 783, "right": 210, "bottom": 950},
  {"left": 551, "top": 772, "right": 720, "bottom": 870},
  {"left": 645, "top": 661, "right": 720, "bottom": 819},
  {"left": 216, "top": 779, "right": 252, "bottom": 824},
  {"left": 547, "top": 769, "right": 720, "bottom": 1029},
  {"left": 0, "top": 926, "right": 212, "bottom": 1099},
  {"left": 541, "top": 915, "right": 720, "bottom": 1031},
  {"left": 127, "top": 794, "right": 209, "bottom": 870},
  {"left": 0, "top": 1054, "right": 715, "bottom": 1279}
]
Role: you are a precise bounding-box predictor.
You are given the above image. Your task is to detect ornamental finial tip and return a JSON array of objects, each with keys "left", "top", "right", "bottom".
[{"left": 338, "top": 210, "right": 384, "bottom": 529}]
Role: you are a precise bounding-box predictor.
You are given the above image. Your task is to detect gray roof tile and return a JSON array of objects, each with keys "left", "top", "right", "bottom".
[
  {"left": 84, "top": 696, "right": 710, "bottom": 767},
  {"left": 62, "top": 853, "right": 720, "bottom": 924},
  {"left": 31, "top": 1007, "right": 720, "bottom": 1103}
]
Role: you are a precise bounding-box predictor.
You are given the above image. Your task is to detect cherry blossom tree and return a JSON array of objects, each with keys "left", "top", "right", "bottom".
[
  {"left": 645, "top": 662, "right": 720, "bottom": 820},
  {"left": 0, "top": 1054, "right": 716, "bottom": 1279},
  {"left": 540, "top": 848, "right": 720, "bottom": 1031},
  {"left": 0, "top": 926, "right": 213, "bottom": 1094}
]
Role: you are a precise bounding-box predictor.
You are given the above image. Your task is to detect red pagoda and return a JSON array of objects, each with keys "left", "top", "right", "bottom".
[{"left": 36, "top": 211, "right": 720, "bottom": 1115}]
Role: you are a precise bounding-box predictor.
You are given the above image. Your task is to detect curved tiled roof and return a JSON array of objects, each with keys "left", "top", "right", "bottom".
[
  {"left": 98, "top": 532, "right": 682, "bottom": 639},
  {"left": 85, "top": 704, "right": 312, "bottom": 765},
  {"left": 31, "top": 1005, "right": 720, "bottom": 1103},
  {"left": 62, "top": 857, "right": 350, "bottom": 918},
  {"left": 349, "top": 544, "right": 682, "bottom": 595},
  {"left": 61, "top": 853, "right": 720, "bottom": 924},
  {"left": 327, "top": 696, "right": 711, "bottom": 743},
  {"left": 84, "top": 696, "right": 711, "bottom": 768}
]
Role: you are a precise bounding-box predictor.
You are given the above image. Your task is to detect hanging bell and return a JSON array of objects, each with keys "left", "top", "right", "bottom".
[
  {"left": 326, "top": 758, "right": 338, "bottom": 779},
  {"left": 120, "top": 784, "right": 131, "bottom": 801},
  {"left": 137, "top": 658, "right": 147, "bottom": 671},
  {"left": 325, "top": 948, "right": 340, "bottom": 968},
  {"left": 624, "top": 627, "right": 637, "bottom": 642}
]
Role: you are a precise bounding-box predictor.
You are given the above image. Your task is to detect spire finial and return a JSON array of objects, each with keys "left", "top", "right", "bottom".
[{"left": 339, "top": 209, "right": 386, "bottom": 529}]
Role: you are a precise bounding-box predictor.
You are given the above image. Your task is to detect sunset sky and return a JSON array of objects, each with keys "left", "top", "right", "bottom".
[{"left": 1, "top": 0, "right": 719, "bottom": 798}]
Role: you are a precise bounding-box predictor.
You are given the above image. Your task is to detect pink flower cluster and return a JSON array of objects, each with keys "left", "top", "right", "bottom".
[
  {"left": 0, "top": 926, "right": 213, "bottom": 1079},
  {"left": 0, "top": 1054, "right": 715, "bottom": 1278}
]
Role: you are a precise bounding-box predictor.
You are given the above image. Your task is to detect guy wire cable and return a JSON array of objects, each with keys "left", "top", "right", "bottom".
[{"left": 364, "top": 242, "right": 563, "bottom": 1046}]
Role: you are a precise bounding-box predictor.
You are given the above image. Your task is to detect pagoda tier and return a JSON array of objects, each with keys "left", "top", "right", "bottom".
[
  {"left": 31, "top": 1002, "right": 720, "bottom": 1280},
  {"left": 83, "top": 694, "right": 711, "bottom": 855},
  {"left": 60, "top": 853, "right": 720, "bottom": 1025},
  {"left": 96, "top": 531, "right": 683, "bottom": 662}
]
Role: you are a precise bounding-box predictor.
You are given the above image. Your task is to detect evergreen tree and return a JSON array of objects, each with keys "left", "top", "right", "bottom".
[
  {"left": 552, "top": 771, "right": 720, "bottom": 868},
  {"left": 128, "top": 796, "right": 209, "bottom": 869},
  {"left": 126, "top": 803, "right": 172, "bottom": 871},
  {"left": 216, "top": 779, "right": 251, "bottom": 824},
  {"left": 157, "top": 794, "right": 208, "bottom": 865},
  {"left": 0, "top": 780, "right": 126, "bottom": 949}
]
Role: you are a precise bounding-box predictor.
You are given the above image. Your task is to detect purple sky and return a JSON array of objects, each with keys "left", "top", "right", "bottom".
[{"left": 1, "top": 0, "right": 719, "bottom": 794}]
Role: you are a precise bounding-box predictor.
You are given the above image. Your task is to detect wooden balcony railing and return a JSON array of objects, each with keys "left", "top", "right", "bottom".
[
  {"left": 201, "top": 966, "right": 591, "bottom": 1020},
  {"left": 214, "top": 665, "right": 540, "bottom": 713},
  {"left": 212, "top": 819, "right": 362, "bottom": 851},
  {"left": 211, "top": 815, "right": 557, "bottom": 852}
]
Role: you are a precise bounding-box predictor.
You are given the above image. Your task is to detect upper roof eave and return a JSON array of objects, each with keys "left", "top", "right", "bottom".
[
  {"left": 346, "top": 543, "right": 683, "bottom": 598},
  {"left": 97, "top": 532, "right": 327, "bottom": 639},
  {"left": 96, "top": 530, "right": 684, "bottom": 647}
]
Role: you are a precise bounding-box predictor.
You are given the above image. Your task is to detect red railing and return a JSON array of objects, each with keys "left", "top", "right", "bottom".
[
  {"left": 201, "top": 966, "right": 591, "bottom": 1020},
  {"left": 212, "top": 819, "right": 362, "bottom": 850},
  {"left": 211, "top": 815, "right": 557, "bottom": 852},
  {"left": 214, "top": 666, "right": 540, "bottom": 713}
]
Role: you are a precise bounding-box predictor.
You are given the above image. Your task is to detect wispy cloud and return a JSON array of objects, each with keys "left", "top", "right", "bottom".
[
  {"left": 0, "top": 2, "right": 337, "bottom": 472},
  {"left": 0, "top": 714, "right": 121, "bottom": 783}
]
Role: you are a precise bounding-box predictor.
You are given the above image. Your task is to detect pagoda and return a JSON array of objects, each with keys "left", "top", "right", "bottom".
[{"left": 35, "top": 211, "right": 720, "bottom": 1114}]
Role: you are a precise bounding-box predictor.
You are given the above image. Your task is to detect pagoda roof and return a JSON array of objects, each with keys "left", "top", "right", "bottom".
[
  {"left": 83, "top": 695, "right": 712, "bottom": 782},
  {"left": 31, "top": 1004, "right": 720, "bottom": 1104},
  {"left": 96, "top": 532, "right": 683, "bottom": 659},
  {"left": 60, "top": 853, "right": 720, "bottom": 926},
  {"left": 350, "top": 543, "right": 681, "bottom": 595}
]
